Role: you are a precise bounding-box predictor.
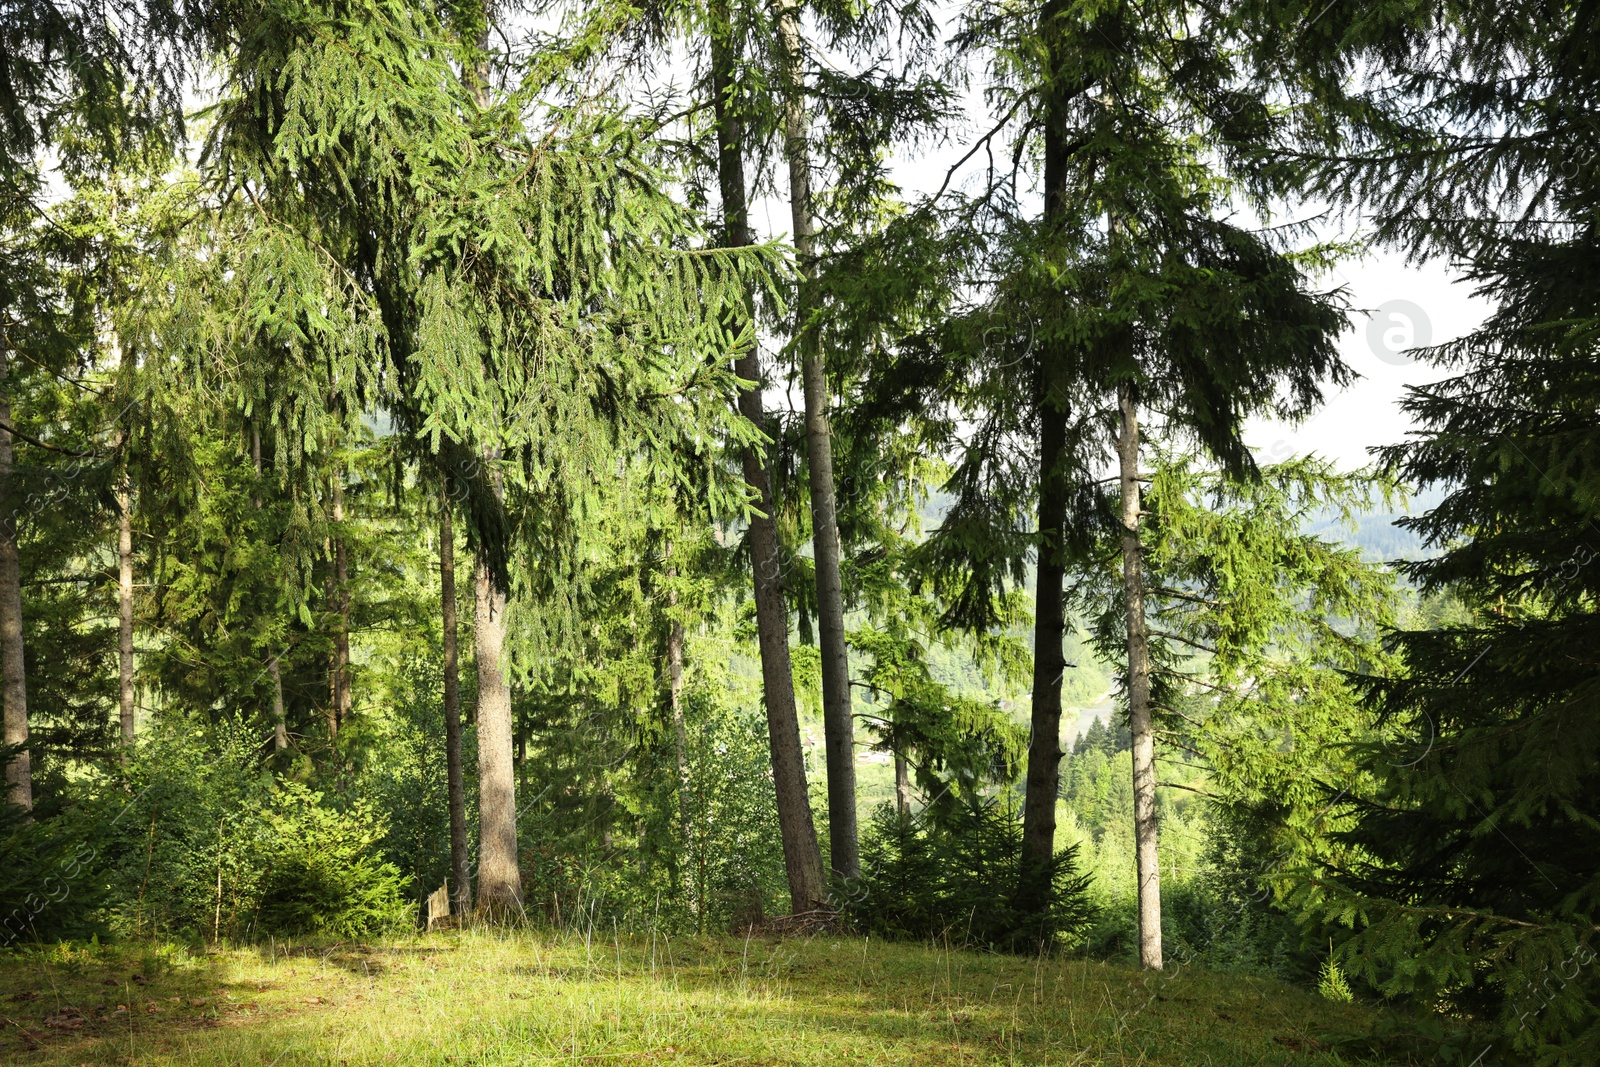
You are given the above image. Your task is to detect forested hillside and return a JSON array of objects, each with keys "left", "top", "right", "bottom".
[{"left": 3, "top": 0, "right": 1596, "bottom": 1064}]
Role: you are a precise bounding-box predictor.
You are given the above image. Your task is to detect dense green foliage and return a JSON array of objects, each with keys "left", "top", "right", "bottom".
[
  {"left": 853, "top": 798, "right": 1093, "bottom": 952},
  {"left": 1, "top": 0, "right": 1595, "bottom": 1063}
]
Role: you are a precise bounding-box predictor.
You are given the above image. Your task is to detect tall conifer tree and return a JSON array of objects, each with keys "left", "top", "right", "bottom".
[
  {"left": 165, "top": 0, "right": 775, "bottom": 916},
  {"left": 1248, "top": 0, "right": 1600, "bottom": 1050},
  {"left": 928, "top": 0, "right": 1352, "bottom": 965}
]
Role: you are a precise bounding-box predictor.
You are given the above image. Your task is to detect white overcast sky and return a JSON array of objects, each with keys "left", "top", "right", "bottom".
[{"left": 1240, "top": 250, "right": 1484, "bottom": 472}]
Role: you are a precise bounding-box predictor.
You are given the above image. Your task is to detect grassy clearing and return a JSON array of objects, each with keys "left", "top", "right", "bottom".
[{"left": 0, "top": 930, "right": 1401, "bottom": 1065}]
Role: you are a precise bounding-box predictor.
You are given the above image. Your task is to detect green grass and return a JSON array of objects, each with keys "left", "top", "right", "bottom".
[{"left": 0, "top": 931, "right": 1401, "bottom": 1065}]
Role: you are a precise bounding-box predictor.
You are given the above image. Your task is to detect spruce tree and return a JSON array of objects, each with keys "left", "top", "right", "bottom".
[
  {"left": 162, "top": 0, "right": 777, "bottom": 915},
  {"left": 1249, "top": 0, "right": 1600, "bottom": 1051},
  {"left": 930, "top": 0, "right": 1352, "bottom": 967},
  {"left": 707, "top": 0, "right": 827, "bottom": 910}
]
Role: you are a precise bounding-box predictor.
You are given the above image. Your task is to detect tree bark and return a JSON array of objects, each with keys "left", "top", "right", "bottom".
[
  {"left": 118, "top": 480, "right": 135, "bottom": 746},
  {"left": 894, "top": 750, "right": 910, "bottom": 819},
  {"left": 112, "top": 325, "right": 135, "bottom": 749},
  {"left": 473, "top": 452, "right": 522, "bottom": 916},
  {"left": 1017, "top": 381, "right": 1068, "bottom": 913},
  {"left": 440, "top": 494, "right": 472, "bottom": 915},
  {"left": 0, "top": 350, "right": 30, "bottom": 812},
  {"left": 323, "top": 559, "right": 339, "bottom": 741},
  {"left": 1016, "top": 18, "right": 1072, "bottom": 912},
  {"left": 252, "top": 425, "right": 287, "bottom": 753},
  {"left": 713, "top": 11, "right": 827, "bottom": 913},
  {"left": 1118, "top": 382, "right": 1162, "bottom": 971},
  {"left": 269, "top": 657, "right": 287, "bottom": 751},
  {"left": 331, "top": 477, "right": 351, "bottom": 731},
  {"left": 667, "top": 587, "right": 690, "bottom": 843},
  {"left": 776, "top": 0, "right": 858, "bottom": 883}
]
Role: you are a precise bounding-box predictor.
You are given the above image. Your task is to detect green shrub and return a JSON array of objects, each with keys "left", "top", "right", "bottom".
[
  {"left": 82, "top": 723, "right": 414, "bottom": 942},
  {"left": 516, "top": 695, "right": 789, "bottom": 936},
  {"left": 851, "top": 799, "right": 1094, "bottom": 953},
  {"left": 256, "top": 785, "right": 412, "bottom": 939}
]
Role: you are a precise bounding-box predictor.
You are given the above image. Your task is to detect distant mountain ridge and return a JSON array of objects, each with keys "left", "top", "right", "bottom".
[{"left": 1304, "top": 485, "right": 1449, "bottom": 563}]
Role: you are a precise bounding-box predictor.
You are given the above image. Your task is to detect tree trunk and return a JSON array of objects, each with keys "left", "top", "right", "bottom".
[
  {"left": 331, "top": 477, "right": 351, "bottom": 731},
  {"left": 440, "top": 494, "right": 472, "bottom": 915},
  {"left": 0, "top": 350, "right": 29, "bottom": 812},
  {"left": 269, "top": 657, "right": 287, "bottom": 751},
  {"left": 252, "top": 425, "right": 287, "bottom": 753},
  {"left": 474, "top": 455, "right": 522, "bottom": 915},
  {"left": 323, "top": 559, "right": 339, "bottom": 741},
  {"left": 667, "top": 592, "right": 690, "bottom": 843},
  {"left": 776, "top": 0, "right": 857, "bottom": 883},
  {"left": 1118, "top": 382, "right": 1162, "bottom": 971},
  {"left": 1016, "top": 42, "right": 1072, "bottom": 911},
  {"left": 712, "top": 11, "right": 827, "bottom": 913},
  {"left": 894, "top": 750, "right": 910, "bottom": 819},
  {"left": 666, "top": 562, "right": 692, "bottom": 913},
  {"left": 1017, "top": 381, "right": 1068, "bottom": 913},
  {"left": 118, "top": 481, "right": 135, "bottom": 746},
  {"left": 112, "top": 325, "right": 136, "bottom": 749}
]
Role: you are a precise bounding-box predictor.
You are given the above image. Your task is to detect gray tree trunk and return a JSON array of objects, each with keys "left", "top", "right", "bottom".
[
  {"left": 1118, "top": 382, "right": 1162, "bottom": 971},
  {"left": 894, "top": 751, "right": 910, "bottom": 819},
  {"left": 269, "top": 657, "right": 286, "bottom": 751},
  {"left": 115, "top": 328, "right": 135, "bottom": 749},
  {"left": 323, "top": 551, "right": 339, "bottom": 741},
  {"left": 473, "top": 453, "right": 522, "bottom": 916},
  {"left": 776, "top": 0, "right": 858, "bottom": 882},
  {"left": 0, "top": 350, "right": 29, "bottom": 812},
  {"left": 1017, "top": 380, "right": 1068, "bottom": 913},
  {"left": 459, "top": 15, "right": 515, "bottom": 918},
  {"left": 668, "top": 599, "right": 689, "bottom": 843},
  {"left": 713, "top": 11, "right": 827, "bottom": 913},
  {"left": 1016, "top": 32, "right": 1072, "bottom": 908},
  {"left": 118, "top": 482, "right": 135, "bottom": 746},
  {"left": 440, "top": 495, "right": 472, "bottom": 915},
  {"left": 331, "top": 478, "right": 351, "bottom": 730},
  {"left": 250, "top": 425, "right": 287, "bottom": 752},
  {"left": 251, "top": 425, "right": 287, "bottom": 753}
]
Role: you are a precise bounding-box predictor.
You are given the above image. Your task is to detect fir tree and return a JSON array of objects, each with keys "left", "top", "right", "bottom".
[{"left": 163, "top": 0, "right": 779, "bottom": 914}]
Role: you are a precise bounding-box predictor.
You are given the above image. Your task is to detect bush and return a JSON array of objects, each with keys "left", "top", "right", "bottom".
[
  {"left": 516, "top": 694, "right": 790, "bottom": 936},
  {"left": 850, "top": 798, "right": 1094, "bottom": 953},
  {"left": 76, "top": 723, "right": 413, "bottom": 942},
  {"left": 256, "top": 785, "right": 412, "bottom": 939}
]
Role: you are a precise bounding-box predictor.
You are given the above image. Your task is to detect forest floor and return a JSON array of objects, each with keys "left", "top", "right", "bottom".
[{"left": 0, "top": 930, "right": 1406, "bottom": 1065}]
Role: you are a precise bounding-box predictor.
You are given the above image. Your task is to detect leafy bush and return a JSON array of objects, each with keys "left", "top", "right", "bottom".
[
  {"left": 76, "top": 722, "right": 414, "bottom": 942},
  {"left": 518, "top": 693, "right": 789, "bottom": 935},
  {"left": 256, "top": 785, "right": 412, "bottom": 939},
  {"left": 851, "top": 799, "right": 1094, "bottom": 953}
]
